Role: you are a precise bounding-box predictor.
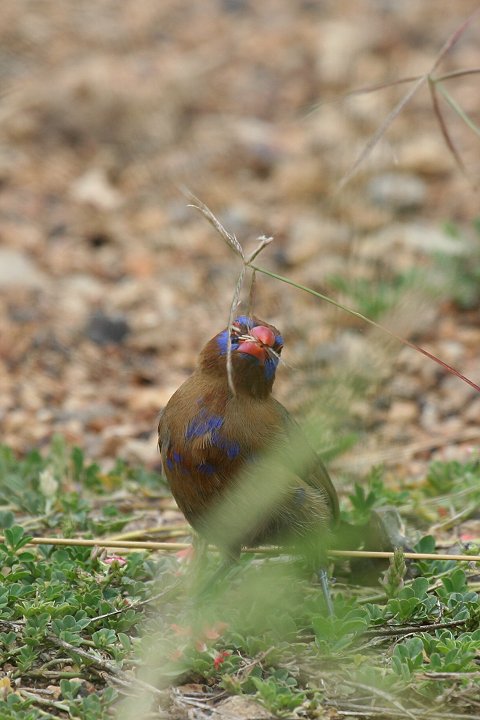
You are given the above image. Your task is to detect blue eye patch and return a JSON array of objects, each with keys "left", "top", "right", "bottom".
[
  {"left": 234, "top": 315, "right": 253, "bottom": 329},
  {"left": 217, "top": 329, "right": 240, "bottom": 356}
]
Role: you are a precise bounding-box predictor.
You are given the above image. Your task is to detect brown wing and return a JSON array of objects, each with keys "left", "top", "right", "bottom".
[{"left": 271, "top": 399, "right": 340, "bottom": 523}]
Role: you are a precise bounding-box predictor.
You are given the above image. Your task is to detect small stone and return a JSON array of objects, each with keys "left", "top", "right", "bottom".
[
  {"left": 316, "top": 20, "right": 374, "bottom": 85},
  {"left": 420, "top": 400, "right": 440, "bottom": 432},
  {"left": 438, "top": 417, "right": 464, "bottom": 435},
  {"left": 122, "top": 437, "right": 158, "bottom": 464},
  {"left": 129, "top": 387, "right": 166, "bottom": 413},
  {"left": 371, "top": 223, "right": 469, "bottom": 257},
  {"left": 400, "top": 136, "right": 453, "bottom": 176},
  {"left": 276, "top": 156, "right": 329, "bottom": 201},
  {"left": 284, "top": 215, "right": 350, "bottom": 266},
  {"left": 60, "top": 274, "right": 104, "bottom": 302},
  {"left": 85, "top": 311, "right": 130, "bottom": 345},
  {"left": 456, "top": 327, "right": 480, "bottom": 347},
  {"left": 389, "top": 375, "right": 422, "bottom": 399},
  {"left": 220, "top": 0, "right": 249, "bottom": 13},
  {"left": 162, "top": 509, "right": 184, "bottom": 523},
  {"left": 464, "top": 397, "right": 480, "bottom": 423},
  {"left": 367, "top": 172, "right": 427, "bottom": 212},
  {"left": 213, "top": 695, "right": 273, "bottom": 720},
  {"left": 439, "top": 374, "right": 477, "bottom": 414},
  {"left": 71, "top": 168, "right": 122, "bottom": 210},
  {"left": 57, "top": 275, "right": 104, "bottom": 322},
  {"left": 388, "top": 400, "right": 418, "bottom": 425},
  {"left": 233, "top": 118, "right": 281, "bottom": 177},
  {"left": 295, "top": 253, "right": 347, "bottom": 289},
  {"left": 0, "top": 249, "right": 47, "bottom": 288},
  {"left": 436, "top": 340, "right": 465, "bottom": 365}
]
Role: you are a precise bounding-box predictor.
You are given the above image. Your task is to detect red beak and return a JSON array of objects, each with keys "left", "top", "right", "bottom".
[{"left": 237, "top": 325, "right": 275, "bottom": 362}]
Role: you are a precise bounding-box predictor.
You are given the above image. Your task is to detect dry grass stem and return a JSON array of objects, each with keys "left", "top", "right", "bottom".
[
  {"left": 338, "top": 7, "right": 480, "bottom": 188},
  {"left": 5, "top": 536, "right": 480, "bottom": 563},
  {"left": 428, "top": 77, "right": 468, "bottom": 176},
  {"left": 187, "top": 195, "right": 275, "bottom": 396}
]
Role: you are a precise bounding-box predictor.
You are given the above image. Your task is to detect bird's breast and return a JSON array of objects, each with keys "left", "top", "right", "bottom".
[{"left": 159, "top": 382, "right": 285, "bottom": 528}]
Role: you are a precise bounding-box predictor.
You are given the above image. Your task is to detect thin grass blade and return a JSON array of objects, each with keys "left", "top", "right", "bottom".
[{"left": 251, "top": 264, "right": 480, "bottom": 393}]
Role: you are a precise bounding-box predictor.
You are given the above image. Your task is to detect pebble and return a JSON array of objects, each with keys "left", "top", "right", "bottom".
[
  {"left": 420, "top": 400, "right": 440, "bottom": 432},
  {"left": 233, "top": 118, "right": 282, "bottom": 177},
  {"left": 57, "top": 275, "right": 105, "bottom": 322},
  {"left": 213, "top": 695, "right": 272, "bottom": 720},
  {"left": 129, "top": 387, "right": 166, "bottom": 413},
  {"left": 122, "top": 437, "right": 158, "bottom": 464},
  {"left": 284, "top": 215, "right": 350, "bottom": 266},
  {"left": 316, "top": 20, "right": 375, "bottom": 85},
  {"left": 0, "top": 249, "right": 47, "bottom": 289},
  {"left": 56, "top": 403, "right": 116, "bottom": 423},
  {"left": 85, "top": 311, "right": 130, "bottom": 345},
  {"left": 439, "top": 374, "right": 477, "bottom": 414},
  {"left": 276, "top": 156, "right": 330, "bottom": 201},
  {"left": 438, "top": 417, "right": 464, "bottom": 435},
  {"left": 465, "top": 397, "right": 480, "bottom": 423},
  {"left": 296, "top": 254, "right": 348, "bottom": 289},
  {"left": 60, "top": 274, "right": 104, "bottom": 301},
  {"left": 71, "top": 168, "right": 122, "bottom": 210},
  {"left": 389, "top": 375, "right": 423, "bottom": 399},
  {"left": 365, "top": 223, "right": 470, "bottom": 259},
  {"left": 436, "top": 340, "right": 466, "bottom": 365},
  {"left": 400, "top": 136, "right": 453, "bottom": 176},
  {"left": 387, "top": 400, "right": 419, "bottom": 425},
  {"left": 367, "top": 172, "right": 427, "bottom": 212}
]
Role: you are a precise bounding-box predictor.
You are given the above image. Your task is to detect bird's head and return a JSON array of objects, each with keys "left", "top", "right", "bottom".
[{"left": 199, "top": 315, "right": 284, "bottom": 398}]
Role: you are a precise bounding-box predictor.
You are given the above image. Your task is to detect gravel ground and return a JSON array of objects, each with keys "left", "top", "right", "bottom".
[{"left": 0, "top": 0, "right": 479, "bottom": 492}]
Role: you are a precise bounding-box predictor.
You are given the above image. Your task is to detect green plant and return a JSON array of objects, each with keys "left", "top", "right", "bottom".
[
  {"left": 0, "top": 439, "right": 479, "bottom": 718},
  {"left": 328, "top": 270, "right": 421, "bottom": 320},
  {"left": 392, "top": 636, "right": 424, "bottom": 681},
  {"left": 252, "top": 671, "right": 306, "bottom": 715},
  {"left": 435, "top": 218, "right": 480, "bottom": 309},
  {"left": 386, "top": 577, "right": 438, "bottom": 622}
]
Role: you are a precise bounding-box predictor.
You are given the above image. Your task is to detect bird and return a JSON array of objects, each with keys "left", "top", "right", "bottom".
[{"left": 158, "top": 315, "right": 339, "bottom": 612}]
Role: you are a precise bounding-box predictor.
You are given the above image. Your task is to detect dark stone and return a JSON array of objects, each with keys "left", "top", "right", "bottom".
[
  {"left": 88, "top": 232, "right": 111, "bottom": 248},
  {"left": 220, "top": 0, "right": 250, "bottom": 13},
  {"left": 85, "top": 311, "right": 130, "bottom": 345}
]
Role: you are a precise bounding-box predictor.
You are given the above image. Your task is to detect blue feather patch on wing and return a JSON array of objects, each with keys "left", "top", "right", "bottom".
[
  {"left": 214, "top": 436, "right": 241, "bottom": 459},
  {"left": 185, "top": 409, "right": 241, "bottom": 459},
  {"left": 186, "top": 411, "right": 224, "bottom": 440},
  {"left": 197, "top": 463, "right": 216, "bottom": 475},
  {"left": 166, "top": 450, "right": 184, "bottom": 472}
]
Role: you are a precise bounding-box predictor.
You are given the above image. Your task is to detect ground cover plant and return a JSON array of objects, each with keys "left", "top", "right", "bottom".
[{"left": 0, "top": 438, "right": 479, "bottom": 719}]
